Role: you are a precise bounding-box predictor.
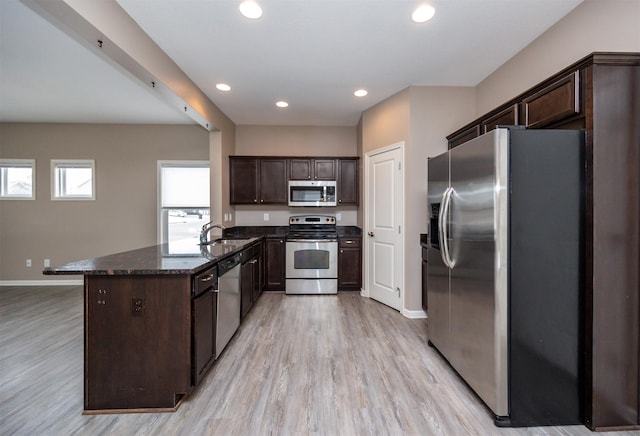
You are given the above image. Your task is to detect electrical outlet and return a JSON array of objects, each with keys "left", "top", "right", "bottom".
[
  {"left": 44, "top": 259, "right": 51, "bottom": 268},
  {"left": 132, "top": 298, "right": 144, "bottom": 316},
  {"left": 26, "top": 259, "right": 32, "bottom": 267},
  {"left": 263, "top": 213, "right": 269, "bottom": 221},
  {"left": 336, "top": 213, "right": 342, "bottom": 221}
]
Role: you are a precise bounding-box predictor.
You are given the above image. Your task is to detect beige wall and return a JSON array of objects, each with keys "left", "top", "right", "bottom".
[
  {"left": 361, "top": 89, "right": 410, "bottom": 154},
  {"left": 359, "top": 87, "right": 475, "bottom": 314},
  {"left": 232, "top": 125, "right": 359, "bottom": 226},
  {"left": 236, "top": 125, "right": 357, "bottom": 156},
  {"left": 0, "top": 122, "right": 208, "bottom": 281},
  {"left": 476, "top": 0, "right": 640, "bottom": 114},
  {"left": 405, "top": 87, "right": 476, "bottom": 311}
]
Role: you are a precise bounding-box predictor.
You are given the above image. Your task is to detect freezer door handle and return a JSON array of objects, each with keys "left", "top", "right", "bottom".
[{"left": 439, "top": 187, "right": 454, "bottom": 269}]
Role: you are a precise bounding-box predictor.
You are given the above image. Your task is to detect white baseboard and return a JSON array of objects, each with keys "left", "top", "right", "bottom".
[
  {"left": 0, "top": 279, "right": 83, "bottom": 286},
  {"left": 402, "top": 308, "right": 427, "bottom": 319}
]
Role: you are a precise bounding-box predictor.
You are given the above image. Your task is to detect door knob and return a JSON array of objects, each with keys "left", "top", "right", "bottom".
[{"left": 368, "top": 232, "right": 374, "bottom": 237}]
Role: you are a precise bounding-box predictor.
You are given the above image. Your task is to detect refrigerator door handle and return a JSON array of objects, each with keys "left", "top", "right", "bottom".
[{"left": 439, "top": 187, "right": 454, "bottom": 269}]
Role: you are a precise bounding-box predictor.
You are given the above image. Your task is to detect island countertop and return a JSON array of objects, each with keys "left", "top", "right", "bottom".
[{"left": 43, "top": 237, "right": 260, "bottom": 276}]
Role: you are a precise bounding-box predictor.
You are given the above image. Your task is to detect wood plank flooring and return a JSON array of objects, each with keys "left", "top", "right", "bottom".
[{"left": 1, "top": 286, "right": 636, "bottom": 435}]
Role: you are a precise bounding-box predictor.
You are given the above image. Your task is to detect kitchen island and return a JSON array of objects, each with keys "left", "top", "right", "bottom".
[{"left": 44, "top": 238, "right": 258, "bottom": 413}]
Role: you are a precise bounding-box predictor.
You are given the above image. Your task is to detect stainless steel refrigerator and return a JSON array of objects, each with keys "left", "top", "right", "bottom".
[{"left": 427, "top": 127, "right": 584, "bottom": 427}]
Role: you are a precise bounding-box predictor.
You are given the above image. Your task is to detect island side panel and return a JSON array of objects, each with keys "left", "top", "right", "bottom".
[{"left": 85, "top": 275, "right": 192, "bottom": 411}]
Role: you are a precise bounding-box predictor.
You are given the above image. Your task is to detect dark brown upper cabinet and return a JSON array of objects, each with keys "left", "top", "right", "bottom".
[
  {"left": 522, "top": 71, "right": 580, "bottom": 128},
  {"left": 337, "top": 158, "right": 359, "bottom": 205},
  {"left": 230, "top": 157, "right": 287, "bottom": 205},
  {"left": 289, "top": 158, "right": 336, "bottom": 180},
  {"left": 482, "top": 103, "right": 519, "bottom": 133}
]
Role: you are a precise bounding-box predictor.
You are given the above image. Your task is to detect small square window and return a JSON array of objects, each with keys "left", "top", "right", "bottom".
[
  {"left": 0, "top": 159, "right": 36, "bottom": 200},
  {"left": 51, "top": 159, "right": 95, "bottom": 200}
]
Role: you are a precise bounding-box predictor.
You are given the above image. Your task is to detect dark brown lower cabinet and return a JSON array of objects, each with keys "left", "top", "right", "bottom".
[
  {"left": 85, "top": 275, "right": 192, "bottom": 411},
  {"left": 192, "top": 287, "right": 215, "bottom": 386},
  {"left": 421, "top": 245, "right": 428, "bottom": 311},
  {"left": 264, "top": 237, "right": 286, "bottom": 290},
  {"left": 241, "top": 241, "right": 262, "bottom": 318},
  {"left": 338, "top": 237, "right": 362, "bottom": 290}
]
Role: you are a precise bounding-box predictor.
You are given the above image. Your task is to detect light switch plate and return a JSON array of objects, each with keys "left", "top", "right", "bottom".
[
  {"left": 263, "top": 213, "right": 269, "bottom": 221},
  {"left": 336, "top": 213, "right": 342, "bottom": 221}
]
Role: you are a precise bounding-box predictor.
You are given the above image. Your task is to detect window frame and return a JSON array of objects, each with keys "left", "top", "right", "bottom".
[
  {"left": 0, "top": 159, "right": 36, "bottom": 200},
  {"left": 157, "top": 160, "right": 210, "bottom": 245},
  {"left": 51, "top": 159, "right": 96, "bottom": 201}
]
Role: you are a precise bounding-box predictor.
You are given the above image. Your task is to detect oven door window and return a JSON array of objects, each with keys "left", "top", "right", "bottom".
[
  {"left": 294, "top": 249, "right": 330, "bottom": 269},
  {"left": 291, "top": 187, "right": 324, "bottom": 202}
]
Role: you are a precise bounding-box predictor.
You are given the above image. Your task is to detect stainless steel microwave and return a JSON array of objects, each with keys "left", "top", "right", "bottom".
[{"left": 288, "top": 180, "right": 336, "bottom": 207}]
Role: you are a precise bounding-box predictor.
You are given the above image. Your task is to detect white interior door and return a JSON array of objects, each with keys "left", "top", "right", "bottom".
[{"left": 366, "top": 144, "right": 404, "bottom": 311}]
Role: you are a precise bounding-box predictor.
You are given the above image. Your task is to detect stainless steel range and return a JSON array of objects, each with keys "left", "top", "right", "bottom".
[{"left": 285, "top": 215, "right": 338, "bottom": 295}]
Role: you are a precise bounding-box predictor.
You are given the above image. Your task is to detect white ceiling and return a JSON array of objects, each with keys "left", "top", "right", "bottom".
[{"left": 1, "top": 0, "right": 583, "bottom": 127}]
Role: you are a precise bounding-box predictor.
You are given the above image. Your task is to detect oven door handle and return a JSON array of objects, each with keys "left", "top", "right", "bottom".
[{"left": 286, "top": 238, "right": 338, "bottom": 243}]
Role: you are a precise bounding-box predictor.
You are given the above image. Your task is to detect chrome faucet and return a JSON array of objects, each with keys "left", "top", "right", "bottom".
[{"left": 199, "top": 222, "right": 226, "bottom": 245}]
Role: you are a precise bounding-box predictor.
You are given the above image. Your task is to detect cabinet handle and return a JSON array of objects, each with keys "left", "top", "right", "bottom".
[
  {"left": 340, "top": 250, "right": 344, "bottom": 253},
  {"left": 261, "top": 199, "right": 264, "bottom": 203},
  {"left": 339, "top": 200, "right": 342, "bottom": 203},
  {"left": 254, "top": 199, "right": 257, "bottom": 203},
  {"left": 200, "top": 274, "right": 215, "bottom": 282},
  {"left": 344, "top": 240, "right": 354, "bottom": 244}
]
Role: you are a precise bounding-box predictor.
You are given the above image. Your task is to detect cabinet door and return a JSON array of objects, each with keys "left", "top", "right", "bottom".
[
  {"left": 448, "top": 125, "right": 481, "bottom": 149},
  {"left": 230, "top": 158, "right": 258, "bottom": 204},
  {"left": 338, "top": 238, "right": 362, "bottom": 288},
  {"left": 337, "top": 158, "right": 359, "bottom": 205},
  {"left": 482, "top": 104, "right": 519, "bottom": 133},
  {"left": 314, "top": 159, "right": 336, "bottom": 180},
  {"left": 251, "top": 256, "right": 261, "bottom": 303},
  {"left": 422, "top": 259, "right": 428, "bottom": 311},
  {"left": 264, "top": 237, "right": 286, "bottom": 290},
  {"left": 290, "top": 159, "right": 312, "bottom": 180},
  {"left": 523, "top": 71, "right": 580, "bottom": 128},
  {"left": 240, "top": 261, "right": 253, "bottom": 319},
  {"left": 259, "top": 159, "right": 287, "bottom": 204},
  {"left": 193, "top": 289, "right": 215, "bottom": 385}
]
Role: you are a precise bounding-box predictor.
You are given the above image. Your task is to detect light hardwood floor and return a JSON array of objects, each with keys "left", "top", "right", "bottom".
[{"left": 0, "top": 286, "right": 636, "bottom": 436}]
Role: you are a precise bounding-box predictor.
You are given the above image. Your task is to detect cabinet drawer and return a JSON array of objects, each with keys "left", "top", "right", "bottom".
[
  {"left": 194, "top": 266, "right": 217, "bottom": 295},
  {"left": 339, "top": 238, "right": 361, "bottom": 248},
  {"left": 523, "top": 71, "right": 580, "bottom": 128}
]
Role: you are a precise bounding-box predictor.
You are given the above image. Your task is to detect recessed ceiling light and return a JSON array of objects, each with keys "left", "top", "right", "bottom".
[
  {"left": 354, "top": 89, "right": 368, "bottom": 97},
  {"left": 216, "top": 83, "right": 231, "bottom": 92},
  {"left": 239, "top": 1, "right": 262, "bottom": 19},
  {"left": 412, "top": 4, "right": 436, "bottom": 23},
  {"left": 276, "top": 101, "right": 289, "bottom": 108}
]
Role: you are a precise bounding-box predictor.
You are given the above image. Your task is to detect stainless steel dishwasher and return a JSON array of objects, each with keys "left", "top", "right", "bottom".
[{"left": 215, "top": 252, "right": 242, "bottom": 358}]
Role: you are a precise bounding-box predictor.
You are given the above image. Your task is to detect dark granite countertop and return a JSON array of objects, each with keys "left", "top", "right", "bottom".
[
  {"left": 44, "top": 225, "right": 363, "bottom": 276},
  {"left": 44, "top": 237, "right": 260, "bottom": 276}
]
